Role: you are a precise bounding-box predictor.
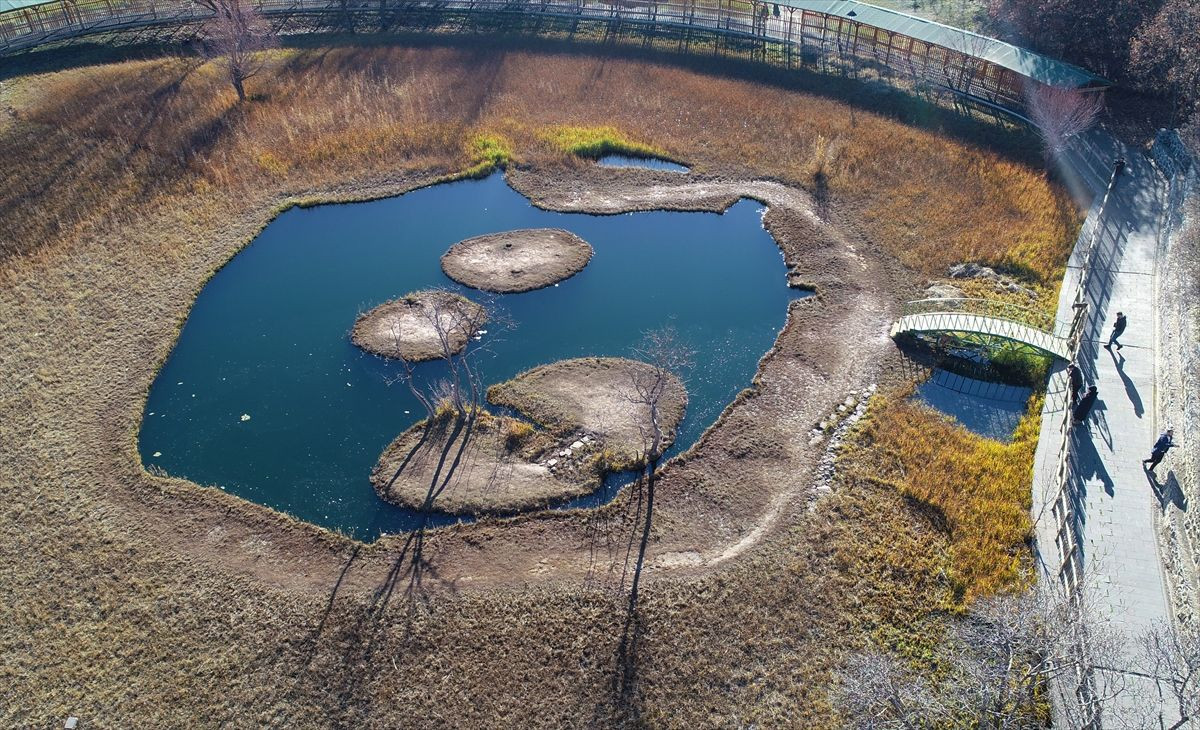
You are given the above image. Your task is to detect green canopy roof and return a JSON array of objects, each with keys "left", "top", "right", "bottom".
[
  {"left": 0, "top": 0, "right": 57, "bottom": 11},
  {"left": 783, "top": 0, "right": 1107, "bottom": 87}
]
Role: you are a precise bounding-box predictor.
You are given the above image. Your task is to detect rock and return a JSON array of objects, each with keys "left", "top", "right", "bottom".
[
  {"left": 547, "top": 458, "right": 558, "bottom": 467},
  {"left": 924, "top": 282, "right": 965, "bottom": 299},
  {"left": 570, "top": 440, "right": 585, "bottom": 450},
  {"left": 948, "top": 262, "right": 996, "bottom": 279}
]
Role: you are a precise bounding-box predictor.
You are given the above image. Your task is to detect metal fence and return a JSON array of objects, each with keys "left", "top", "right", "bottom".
[{"left": 0, "top": 0, "right": 1082, "bottom": 119}]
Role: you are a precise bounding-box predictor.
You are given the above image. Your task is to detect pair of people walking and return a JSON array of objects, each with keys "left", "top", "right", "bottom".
[{"left": 1067, "top": 312, "right": 1127, "bottom": 419}]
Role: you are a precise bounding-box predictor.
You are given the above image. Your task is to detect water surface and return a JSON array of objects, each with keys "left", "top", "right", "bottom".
[
  {"left": 596, "top": 155, "right": 690, "bottom": 173},
  {"left": 139, "top": 173, "right": 804, "bottom": 539},
  {"left": 915, "top": 369, "right": 1032, "bottom": 441}
]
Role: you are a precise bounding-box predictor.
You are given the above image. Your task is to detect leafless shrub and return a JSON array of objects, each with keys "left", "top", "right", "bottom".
[
  {"left": 836, "top": 585, "right": 1130, "bottom": 729},
  {"left": 196, "top": 0, "right": 278, "bottom": 101},
  {"left": 1025, "top": 84, "right": 1104, "bottom": 157},
  {"left": 1135, "top": 621, "right": 1200, "bottom": 730}
]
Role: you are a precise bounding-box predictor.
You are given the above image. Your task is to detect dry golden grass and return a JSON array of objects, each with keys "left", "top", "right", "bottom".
[
  {"left": 841, "top": 389, "right": 1040, "bottom": 605},
  {"left": 1, "top": 42, "right": 1078, "bottom": 286}
]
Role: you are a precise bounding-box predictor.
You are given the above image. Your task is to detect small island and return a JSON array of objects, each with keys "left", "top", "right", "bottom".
[
  {"left": 371, "top": 357, "right": 687, "bottom": 515},
  {"left": 488, "top": 357, "right": 688, "bottom": 466},
  {"left": 441, "top": 228, "right": 593, "bottom": 293},
  {"left": 350, "top": 290, "right": 486, "bottom": 362}
]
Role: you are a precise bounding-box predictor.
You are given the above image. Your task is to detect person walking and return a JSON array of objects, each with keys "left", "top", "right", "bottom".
[
  {"left": 1142, "top": 428, "right": 1175, "bottom": 472},
  {"left": 1073, "top": 385, "right": 1098, "bottom": 426},
  {"left": 1105, "top": 312, "right": 1127, "bottom": 350},
  {"left": 1066, "top": 361, "right": 1083, "bottom": 407}
]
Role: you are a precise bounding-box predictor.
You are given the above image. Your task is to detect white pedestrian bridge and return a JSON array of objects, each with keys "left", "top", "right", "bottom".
[{"left": 890, "top": 297, "right": 1072, "bottom": 360}]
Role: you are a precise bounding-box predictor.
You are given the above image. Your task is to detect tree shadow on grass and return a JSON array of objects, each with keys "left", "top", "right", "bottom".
[
  {"left": 284, "top": 410, "right": 478, "bottom": 724},
  {"left": 3, "top": 25, "right": 1043, "bottom": 165}
]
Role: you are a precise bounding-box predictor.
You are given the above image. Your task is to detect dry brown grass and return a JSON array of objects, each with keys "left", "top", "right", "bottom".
[
  {"left": 840, "top": 388, "right": 1040, "bottom": 605},
  {"left": 1, "top": 42, "right": 1078, "bottom": 285},
  {"left": 0, "top": 40, "right": 1067, "bottom": 726}
]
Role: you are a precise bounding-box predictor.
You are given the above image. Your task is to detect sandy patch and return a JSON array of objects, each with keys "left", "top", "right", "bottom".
[
  {"left": 441, "top": 227, "right": 593, "bottom": 293},
  {"left": 350, "top": 289, "right": 486, "bottom": 361},
  {"left": 488, "top": 357, "right": 687, "bottom": 465}
]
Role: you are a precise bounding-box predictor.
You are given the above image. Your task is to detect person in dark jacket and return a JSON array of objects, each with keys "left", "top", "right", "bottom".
[
  {"left": 1073, "top": 385, "right": 1098, "bottom": 425},
  {"left": 1066, "top": 362, "right": 1084, "bottom": 407},
  {"left": 1105, "top": 312, "right": 1127, "bottom": 350},
  {"left": 1142, "top": 428, "right": 1175, "bottom": 472}
]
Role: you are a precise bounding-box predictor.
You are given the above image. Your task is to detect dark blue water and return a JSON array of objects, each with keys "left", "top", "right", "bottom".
[
  {"left": 915, "top": 369, "right": 1032, "bottom": 442},
  {"left": 597, "top": 155, "right": 690, "bottom": 173},
  {"left": 139, "top": 173, "right": 804, "bottom": 539}
]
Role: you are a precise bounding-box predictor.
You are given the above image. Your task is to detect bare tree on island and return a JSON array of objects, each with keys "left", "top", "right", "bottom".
[
  {"left": 382, "top": 291, "right": 496, "bottom": 514},
  {"left": 196, "top": 0, "right": 277, "bottom": 102},
  {"left": 1026, "top": 83, "right": 1104, "bottom": 158},
  {"left": 613, "top": 327, "right": 694, "bottom": 712}
]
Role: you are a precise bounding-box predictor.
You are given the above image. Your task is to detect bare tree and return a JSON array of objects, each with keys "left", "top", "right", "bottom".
[
  {"left": 835, "top": 649, "right": 946, "bottom": 729},
  {"left": 196, "top": 0, "right": 277, "bottom": 102},
  {"left": 1025, "top": 83, "right": 1105, "bottom": 158},
  {"left": 622, "top": 327, "right": 694, "bottom": 604},
  {"left": 382, "top": 291, "right": 497, "bottom": 512},
  {"left": 1136, "top": 620, "right": 1200, "bottom": 730},
  {"left": 612, "top": 327, "right": 694, "bottom": 712}
]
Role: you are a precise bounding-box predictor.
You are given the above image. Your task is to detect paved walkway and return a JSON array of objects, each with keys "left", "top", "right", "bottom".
[{"left": 1031, "top": 132, "right": 1182, "bottom": 727}]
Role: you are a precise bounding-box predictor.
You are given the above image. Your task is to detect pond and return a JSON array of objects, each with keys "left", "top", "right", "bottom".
[
  {"left": 139, "top": 172, "right": 806, "bottom": 540},
  {"left": 915, "top": 369, "right": 1033, "bottom": 442},
  {"left": 596, "top": 155, "right": 690, "bottom": 173}
]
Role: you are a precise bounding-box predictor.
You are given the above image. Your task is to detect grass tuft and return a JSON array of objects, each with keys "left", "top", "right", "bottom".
[
  {"left": 540, "top": 124, "right": 665, "bottom": 160},
  {"left": 461, "top": 133, "right": 514, "bottom": 178}
]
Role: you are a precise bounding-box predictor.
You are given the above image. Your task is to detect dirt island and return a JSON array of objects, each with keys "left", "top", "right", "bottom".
[
  {"left": 372, "top": 357, "right": 686, "bottom": 514},
  {"left": 350, "top": 289, "right": 486, "bottom": 361},
  {"left": 441, "top": 228, "right": 593, "bottom": 293}
]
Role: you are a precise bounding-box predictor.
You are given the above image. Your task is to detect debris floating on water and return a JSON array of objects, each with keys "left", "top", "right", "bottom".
[
  {"left": 240, "top": 414, "right": 251, "bottom": 422},
  {"left": 152, "top": 451, "right": 162, "bottom": 457}
]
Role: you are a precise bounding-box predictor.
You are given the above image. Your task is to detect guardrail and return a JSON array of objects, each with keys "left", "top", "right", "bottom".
[{"left": 899, "top": 296, "right": 1064, "bottom": 337}]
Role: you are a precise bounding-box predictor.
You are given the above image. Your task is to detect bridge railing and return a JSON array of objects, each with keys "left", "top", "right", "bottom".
[{"left": 899, "top": 297, "right": 1067, "bottom": 338}]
